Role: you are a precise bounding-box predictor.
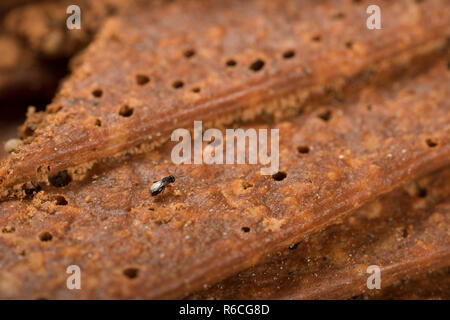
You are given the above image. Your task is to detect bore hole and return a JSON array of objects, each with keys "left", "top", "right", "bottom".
[
  {"left": 55, "top": 195, "right": 68, "bottom": 206},
  {"left": 226, "top": 59, "right": 237, "bottom": 67},
  {"left": 2, "top": 226, "right": 15, "bottom": 233},
  {"left": 367, "top": 104, "right": 372, "bottom": 111},
  {"left": 95, "top": 119, "right": 102, "bottom": 127},
  {"left": 345, "top": 41, "right": 354, "bottom": 49},
  {"left": 183, "top": 49, "right": 196, "bottom": 58},
  {"left": 401, "top": 228, "right": 408, "bottom": 238},
  {"left": 49, "top": 170, "right": 72, "bottom": 188},
  {"left": 192, "top": 87, "right": 201, "bottom": 93},
  {"left": 123, "top": 268, "right": 139, "bottom": 279},
  {"left": 282, "top": 50, "right": 295, "bottom": 59},
  {"left": 39, "top": 231, "right": 53, "bottom": 242},
  {"left": 241, "top": 227, "right": 250, "bottom": 233},
  {"left": 24, "top": 183, "right": 41, "bottom": 196},
  {"left": 289, "top": 242, "right": 301, "bottom": 250},
  {"left": 332, "top": 12, "right": 345, "bottom": 19},
  {"left": 297, "top": 146, "right": 310, "bottom": 154},
  {"left": 119, "top": 105, "right": 134, "bottom": 117},
  {"left": 447, "top": 62, "right": 450, "bottom": 70},
  {"left": 172, "top": 80, "right": 184, "bottom": 89},
  {"left": 318, "top": 110, "right": 332, "bottom": 122},
  {"left": 311, "top": 35, "right": 321, "bottom": 42},
  {"left": 416, "top": 187, "right": 428, "bottom": 198},
  {"left": 136, "top": 74, "right": 150, "bottom": 86},
  {"left": 272, "top": 171, "right": 287, "bottom": 181},
  {"left": 425, "top": 139, "right": 437, "bottom": 148},
  {"left": 249, "top": 59, "right": 265, "bottom": 72},
  {"left": 92, "top": 89, "right": 103, "bottom": 98},
  {"left": 242, "top": 181, "right": 254, "bottom": 190}
]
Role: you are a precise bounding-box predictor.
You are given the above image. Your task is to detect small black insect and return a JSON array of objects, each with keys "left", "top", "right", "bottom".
[{"left": 150, "top": 175, "right": 175, "bottom": 196}]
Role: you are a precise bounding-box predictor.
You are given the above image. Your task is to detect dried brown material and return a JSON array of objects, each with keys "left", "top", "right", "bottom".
[
  {"left": 0, "top": 121, "right": 21, "bottom": 160},
  {"left": 188, "top": 169, "right": 450, "bottom": 299},
  {"left": 0, "top": 0, "right": 39, "bottom": 15},
  {"left": 0, "top": 62, "right": 449, "bottom": 298},
  {"left": 4, "top": 0, "right": 159, "bottom": 58},
  {"left": 363, "top": 268, "right": 450, "bottom": 300},
  {"left": 0, "top": 34, "right": 63, "bottom": 104},
  {"left": 1, "top": 0, "right": 449, "bottom": 192}
]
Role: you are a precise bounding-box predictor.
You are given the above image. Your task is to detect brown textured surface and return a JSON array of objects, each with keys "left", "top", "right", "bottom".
[
  {"left": 0, "top": 61, "right": 449, "bottom": 299},
  {"left": 188, "top": 168, "right": 450, "bottom": 299},
  {"left": 363, "top": 267, "right": 450, "bottom": 300},
  {"left": 3, "top": 0, "right": 157, "bottom": 58},
  {"left": 0, "top": 0, "right": 39, "bottom": 15},
  {"left": 0, "top": 120, "right": 21, "bottom": 160},
  {"left": 1, "top": 0, "right": 449, "bottom": 193},
  {"left": 0, "top": 33, "right": 64, "bottom": 105}
]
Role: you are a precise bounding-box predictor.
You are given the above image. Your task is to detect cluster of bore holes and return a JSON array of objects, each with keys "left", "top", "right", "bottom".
[
  {"left": 123, "top": 267, "right": 139, "bottom": 279},
  {"left": 90, "top": 22, "right": 364, "bottom": 114},
  {"left": 39, "top": 231, "right": 53, "bottom": 242},
  {"left": 91, "top": 49, "right": 274, "bottom": 100}
]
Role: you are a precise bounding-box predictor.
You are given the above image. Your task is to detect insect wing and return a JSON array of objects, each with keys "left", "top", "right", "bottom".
[{"left": 151, "top": 180, "right": 164, "bottom": 196}]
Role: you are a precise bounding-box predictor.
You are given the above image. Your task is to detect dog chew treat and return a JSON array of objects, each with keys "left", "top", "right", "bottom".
[
  {"left": 1, "top": 0, "right": 449, "bottom": 193},
  {"left": 363, "top": 267, "right": 450, "bottom": 300},
  {"left": 188, "top": 168, "right": 450, "bottom": 299},
  {"left": 3, "top": 0, "right": 157, "bottom": 58},
  {"left": 0, "top": 61, "right": 449, "bottom": 299}
]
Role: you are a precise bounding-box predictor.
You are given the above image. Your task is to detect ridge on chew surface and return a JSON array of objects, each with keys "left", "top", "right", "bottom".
[{"left": 188, "top": 168, "right": 450, "bottom": 299}]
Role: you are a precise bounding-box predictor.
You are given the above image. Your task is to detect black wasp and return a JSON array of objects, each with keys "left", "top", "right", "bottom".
[{"left": 150, "top": 175, "right": 175, "bottom": 196}]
